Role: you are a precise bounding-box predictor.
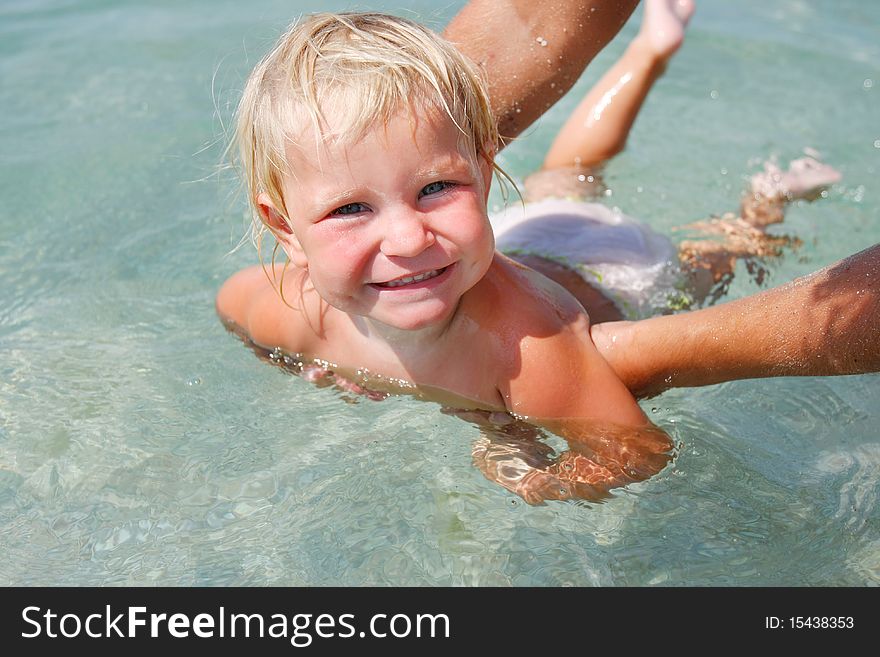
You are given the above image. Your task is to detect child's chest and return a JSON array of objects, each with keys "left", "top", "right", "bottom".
[{"left": 310, "top": 316, "right": 509, "bottom": 411}]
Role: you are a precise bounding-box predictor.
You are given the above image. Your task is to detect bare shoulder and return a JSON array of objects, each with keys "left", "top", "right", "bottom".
[
  {"left": 475, "top": 256, "right": 591, "bottom": 350},
  {"left": 481, "top": 257, "right": 646, "bottom": 426},
  {"left": 216, "top": 263, "right": 313, "bottom": 352},
  {"left": 476, "top": 255, "right": 588, "bottom": 331}
]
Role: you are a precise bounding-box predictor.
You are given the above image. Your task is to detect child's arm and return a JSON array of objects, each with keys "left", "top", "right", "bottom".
[
  {"left": 593, "top": 244, "right": 880, "bottom": 398},
  {"left": 216, "top": 264, "right": 309, "bottom": 353},
  {"left": 471, "top": 414, "right": 672, "bottom": 505},
  {"left": 477, "top": 257, "right": 648, "bottom": 426},
  {"left": 490, "top": 275, "right": 673, "bottom": 502},
  {"left": 501, "top": 309, "right": 650, "bottom": 427},
  {"left": 443, "top": 0, "right": 640, "bottom": 144}
]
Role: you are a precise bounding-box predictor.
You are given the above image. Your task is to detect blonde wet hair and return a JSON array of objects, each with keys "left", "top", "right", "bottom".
[{"left": 234, "top": 11, "right": 501, "bottom": 247}]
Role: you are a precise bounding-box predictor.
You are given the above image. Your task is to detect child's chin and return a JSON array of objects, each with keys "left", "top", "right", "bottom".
[{"left": 377, "top": 305, "right": 456, "bottom": 331}]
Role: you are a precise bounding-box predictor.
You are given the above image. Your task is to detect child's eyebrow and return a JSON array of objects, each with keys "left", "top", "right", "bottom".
[
  {"left": 306, "top": 188, "right": 365, "bottom": 215},
  {"left": 413, "top": 152, "right": 476, "bottom": 178}
]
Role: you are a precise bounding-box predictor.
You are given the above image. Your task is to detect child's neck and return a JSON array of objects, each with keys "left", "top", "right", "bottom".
[{"left": 349, "top": 305, "right": 463, "bottom": 364}]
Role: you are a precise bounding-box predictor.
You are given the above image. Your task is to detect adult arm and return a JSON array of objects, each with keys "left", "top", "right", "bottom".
[
  {"left": 443, "top": 0, "right": 640, "bottom": 144},
  {"left": 592, "top": 244, "right": 880, "bottom": 397}
]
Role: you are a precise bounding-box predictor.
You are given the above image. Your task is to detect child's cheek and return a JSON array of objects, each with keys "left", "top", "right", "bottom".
[
  {"left": 312, "top": 225, "right": 369, "bottom": 264},
  {"left": 460, "top": 207, "right": 494, "bottom": 245},
  {"left": 326, "top": 240, "right": 374, "bottom": 284}
]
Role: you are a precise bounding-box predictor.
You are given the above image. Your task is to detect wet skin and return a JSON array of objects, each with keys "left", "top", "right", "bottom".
[{"left": 217, "top": 106, "right": 672, "bottom": 502}]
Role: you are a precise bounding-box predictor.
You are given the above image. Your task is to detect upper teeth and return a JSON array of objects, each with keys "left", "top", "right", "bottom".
[{"left": 381, "top": 269, "right": 442, "bottom": 287}]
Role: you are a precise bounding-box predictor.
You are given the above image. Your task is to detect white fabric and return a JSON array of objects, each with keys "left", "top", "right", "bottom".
[{"left": 491, "top": 199, "right": 681, "bottom": 318}]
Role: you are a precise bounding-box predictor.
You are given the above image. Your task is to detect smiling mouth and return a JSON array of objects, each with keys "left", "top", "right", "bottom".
[{"left": 375, "top": 266, "right": 448, "bottom": 288}]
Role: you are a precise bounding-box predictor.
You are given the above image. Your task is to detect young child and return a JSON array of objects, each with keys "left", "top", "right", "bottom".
[{"left": 217, "top": 4, "right": 839, "bottom": 504}]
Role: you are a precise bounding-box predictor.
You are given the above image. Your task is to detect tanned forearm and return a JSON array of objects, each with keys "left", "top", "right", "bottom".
[
  {"left": 593, "top": 244, "right": 880, "bottom": 398},
  {"left": 444, "top": 0, "right": 640, "bottom": 144}
]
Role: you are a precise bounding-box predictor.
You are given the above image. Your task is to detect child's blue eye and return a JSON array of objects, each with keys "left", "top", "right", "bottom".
[
  {"left": 420, "top": 181, "right": 454, "bottom": 197},
  {"left": 331, "top": 202, "right": 369, "bottom": 216}
]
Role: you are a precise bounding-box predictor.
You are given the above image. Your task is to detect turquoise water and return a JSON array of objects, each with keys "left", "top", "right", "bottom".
[{"left": 1, "top": 0, "right": 878, "bottom": 585}]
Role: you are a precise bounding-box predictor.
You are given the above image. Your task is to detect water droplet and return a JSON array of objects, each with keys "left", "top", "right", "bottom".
[
  {"left": 873, "top": 139, "right": 880, "bottom": 149},
  {"left": 651, "top": 407, "right": 659, "bottom": 413},
  {"left": 187, "top": 377, "right": 202, "bottom": 386},
  {"left": 709, "top": 89, "right": 719, "bottom": 100},
  {"left": 604, "top": 188, "right": 613, "bottom": 197},
  {"left": 720, "top": 167, "right": 728, "bottom": 175},
  {"left": 536, "top": 36, "right": 548, "bottom": 47},
  {"left": 586, "top": 175, "right": 594, "bottom": 183},
  {"left": 577, "top": 174, "right": 586, "bottom": 182},
  {"left": 864, "top": 78, "right": 874, "bottom": 89}
]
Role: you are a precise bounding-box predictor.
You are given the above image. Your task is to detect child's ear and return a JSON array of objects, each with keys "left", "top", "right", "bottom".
[{"left": 256, "top": 192, "right": 308, "bottom": 268}]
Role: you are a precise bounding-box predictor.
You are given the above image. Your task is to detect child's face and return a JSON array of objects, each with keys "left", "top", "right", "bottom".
[{"left": 264, "top": 106, "right": 495, "bottom": 332}]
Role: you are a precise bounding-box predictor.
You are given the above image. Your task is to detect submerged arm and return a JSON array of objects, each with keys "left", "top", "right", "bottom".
[
  {"left": 472, "top": 414, "right": 673, "bottom": 505},
  {"left": 593, "top": 244, "right": 880, "bottom": 398},
  {"left": 485, "top": 285, "right": 673, "bottom": 504},
  {"left": 443, "top": 0, "right": 640, "bottom": 144}
]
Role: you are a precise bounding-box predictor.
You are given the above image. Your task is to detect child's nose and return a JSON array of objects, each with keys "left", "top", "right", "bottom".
[{"left": 379, "top": 210, "right": 435, "bottom": 257}]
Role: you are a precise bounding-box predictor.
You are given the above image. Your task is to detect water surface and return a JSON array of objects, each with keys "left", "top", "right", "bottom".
[{"left": 1, "top": 0, "right": 878, "bottom": 585}]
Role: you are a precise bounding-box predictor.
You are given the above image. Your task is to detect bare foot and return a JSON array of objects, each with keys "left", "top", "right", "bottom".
[
  {"left": 640, "top": 0, "right": 696, "bottom": 60},
  {"left": 749, "top": 156, "right": 842, "bottom": 202},
  {"left": 742, "top": 155, "right": 841, "bottom": 227}
]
